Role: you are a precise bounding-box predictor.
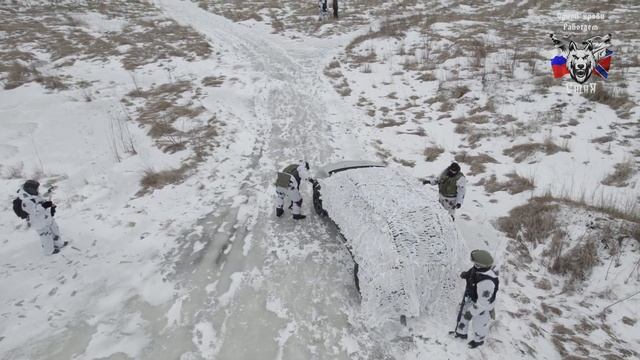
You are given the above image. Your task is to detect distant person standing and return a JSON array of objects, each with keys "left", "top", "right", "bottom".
[
  {"left": 13, "top": 180, "right": 66, "bottom": 255},
  {"left": 333, "top": 0, "right": 338, "bottom": 18},
  {"left": 423, "top": 162, "right": 466, "bottom": 220},
  {"left": 318, "top": 0, "right": 328, "bottom": 20}
]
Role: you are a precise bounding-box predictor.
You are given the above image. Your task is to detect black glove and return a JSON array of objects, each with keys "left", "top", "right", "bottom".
[
  {"left": 455, "top": 203, "right": 462, "bottom": 209},
  {"left": 460, "top": 271, "right": 468, "bottom": 279},
  {"left": 422, "top": 179, "right": 431, "bottom": 185},
  {"left": 308, "top": 178, "right": 316, "bottom": 184},
  {"left": 42, "top": 201, "right": 53, "bottom": 208}
]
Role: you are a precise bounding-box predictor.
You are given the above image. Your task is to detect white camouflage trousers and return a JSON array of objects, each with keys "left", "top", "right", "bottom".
[
  {"left": 36, "top": 219, "right": 63, "bottom": 256},
  {"left": 275, "top": 186, "right": 302, "bottom": 215},
  {"left": 439, "top": 194, "right": 457, "bottom": 218},
  {"left": 456, "top": 298, "right": 492, "bottom": 342}
]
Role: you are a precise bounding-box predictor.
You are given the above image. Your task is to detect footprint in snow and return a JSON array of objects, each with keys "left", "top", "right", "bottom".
[{"left": 48, "top": 287, "right": 58, "bottom": 296}]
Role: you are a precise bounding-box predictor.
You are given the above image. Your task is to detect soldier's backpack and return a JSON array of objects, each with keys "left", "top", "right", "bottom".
[{"left": 12, "top": 197, "right": 29, "bottom": 219}]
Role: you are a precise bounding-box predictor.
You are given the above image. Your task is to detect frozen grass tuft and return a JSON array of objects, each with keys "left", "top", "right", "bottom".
[
  {"left": 503, "top": 138, "right": 570, "bottom": 163},
  {"left": 454, "top": 152, "right": 498, "bottom": 175},
  {"left": 423, "top": 146, "right": 444, "bottom": 162},
  {"left": 582, "top": 85, "right": 635, "bottom": 119},
  {"left": 202, "top": 76, "right": 225, "bottom": 87},
  {"left": 497, "top": 197, "right": 559, "bottom": 246},
  {"left": 482, "top": 172, "right": 535, "bottom": 194},
  {"left": 601, "top": 160, "right": 637, "bottom": 187},
  {"left": 140, "top": 166, "right": 188, "bottom": 193}
]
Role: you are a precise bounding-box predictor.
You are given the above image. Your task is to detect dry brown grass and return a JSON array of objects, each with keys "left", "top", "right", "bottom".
[
  {"left": 393, "top": 158, "right": 415, "bottom": 167},
  {"left": 601, "top": 161, "right": 637, "bottom": 187},
  {"left": 115, "top": 20, "right": 211, "bottom": 70},
  {"left": 334, "top": 78, "right": 352, "bottom": 96},
  {"left": 1, "top": 2, "right": 212, "bottom": 90},
  {"left": 591, "top": 135, "right": 615, "bottom": 144},
  {"left": 376, "top": 118, "right": 406, "bottom": 128},
  {"left": 503, "top": 139, "right": 569, "bottom": 163},
  {"left": 416, "top": 72, "right": 437, "bottom": 82},
  {"left": 3, "top": 62, "right": 39, "bottom": 90},
  {"left": 424, "top": 146, "right": 445, "bottom": 162},
  {"left": 127, "top": 81, "right": 209, "bottom": 154},
  {"left": 454, "top": 152, "right": 498, "bottom": 175},
  {"left": 499, "top": 192, "right": 640, "bottom": 265},
  {"left": 497, "top": 197, "right": 560, "bottom": 245},
  {"left": 582, "top": 85, "right": 635, "bottom": 119},
  {"left": 483, "top": 172, "right": 535, "bottom": 194},
  {"left": 123, "top": 79, "right": 222, "bottom": 193},
  {"left": 139, "top": 166, "right": 188, "bottom": 193},
  {"left": 622, "top": 317, "right": 637, "bottom": 326},
  {"left": 550, "top": 237, "right": 599, "bottom": 284},
  {"left": 202, "top": 76, "right": 225, "bottom": 87}
]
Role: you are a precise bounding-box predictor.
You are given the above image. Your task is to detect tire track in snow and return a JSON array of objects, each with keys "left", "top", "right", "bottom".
[{"left": 150, "top": 1, "right": 367, "bottom": 359}]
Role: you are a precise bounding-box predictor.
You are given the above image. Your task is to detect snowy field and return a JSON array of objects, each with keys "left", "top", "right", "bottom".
[{"left": 1, "top": 0, "right": 639, "bottom": 359}]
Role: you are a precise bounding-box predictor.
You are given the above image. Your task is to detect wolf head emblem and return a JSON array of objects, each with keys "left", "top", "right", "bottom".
[{"left": 567, "top": 41, "right": 596, "bottom": 84}]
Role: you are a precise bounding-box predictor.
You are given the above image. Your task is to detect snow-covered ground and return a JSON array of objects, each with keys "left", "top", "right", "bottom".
[{"left": 1, "top": 0, "right": 639, "bottom": 359}]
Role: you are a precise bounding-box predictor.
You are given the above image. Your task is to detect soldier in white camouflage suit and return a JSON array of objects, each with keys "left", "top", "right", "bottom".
[
  {"left": 15, "top": 180, "right": 65, "bottom": 255},
  {"left": 275, "top": 161, "right": 313, "bottom": 220},
  {"left": 451, "top": 250, "right": 499, "bottom": 349},
  {"left": 423, "top": 162, "right": 466, "bottom": 220}
]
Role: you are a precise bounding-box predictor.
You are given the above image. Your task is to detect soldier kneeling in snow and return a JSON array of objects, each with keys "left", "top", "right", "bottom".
[
  {"left": 275, "top": 161, "right": 313, "bottom": 220},
  {"left": 423, "top": 162, "right": 466, "bottom": 221},
  {"left": 451, "top": 249, "right": 499, "bottom": 349},
  {"left": 13, "top": 180, "right": 66, "bottom": 255}
]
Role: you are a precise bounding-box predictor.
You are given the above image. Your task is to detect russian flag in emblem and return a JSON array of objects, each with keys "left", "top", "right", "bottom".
[
  {"left": 551, "top": 55, "right": 569, "bottom": 78},
  {"left": 593, "top": 50, "right": 613, "bottom": 79}
]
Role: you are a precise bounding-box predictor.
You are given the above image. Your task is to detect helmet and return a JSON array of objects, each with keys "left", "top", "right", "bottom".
[
  {"left": 23, "top": 180, "right": 40, "bottom": 196},
  {"left": 449, "top": 162, "right": 461, "bottom": 173},
  {"left": 470, "top": 249, "right": 493, "bottom": 268}
]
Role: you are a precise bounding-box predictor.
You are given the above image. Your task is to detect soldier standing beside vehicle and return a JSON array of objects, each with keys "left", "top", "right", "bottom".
[
  {"left": 450, "top": 249, "right": 499, "bottom": 349},
  {"left": 423, "top": 162, "right": 466, "bottom": 221},
  {"left": 275, "top": 160, "right": 313, "bottom": 220}
]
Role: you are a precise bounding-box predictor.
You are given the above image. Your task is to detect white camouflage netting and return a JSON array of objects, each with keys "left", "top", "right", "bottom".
[{"left": 319, "top": 166, "right": 468, "bottom": 326}]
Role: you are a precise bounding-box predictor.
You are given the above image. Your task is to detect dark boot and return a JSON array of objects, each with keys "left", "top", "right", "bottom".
[
  {"left": 53, "top": 241, "right": 68, "bottom": 253},
  {"left": 293, "top": 214, "right": 306, "bottom": 220},
  {"left": 448, "top": 331, "right": 467, "bottom": 339},
  {"left": 276, "top": 208, "right": 284, "bottom": 217},
  {"left": 468, "top": 340, "right": 484, "bottom": 349}
]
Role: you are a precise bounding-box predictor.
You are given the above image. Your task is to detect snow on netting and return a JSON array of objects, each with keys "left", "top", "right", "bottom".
[{"left": 320, "top": 166, "right": 468, "bottom": 326}]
